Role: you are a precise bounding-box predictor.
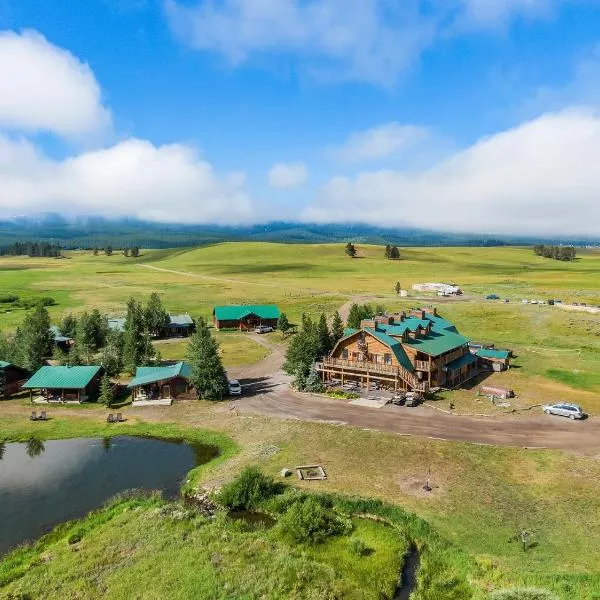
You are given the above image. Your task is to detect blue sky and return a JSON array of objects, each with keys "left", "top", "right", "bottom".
[{"left": 1, "top": 0, "right": 600, "bottom": 234}]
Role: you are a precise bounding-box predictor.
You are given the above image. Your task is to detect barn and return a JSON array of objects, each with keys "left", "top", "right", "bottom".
[{"left": 213, "top": 305, "right": 280, "bottom": 331}]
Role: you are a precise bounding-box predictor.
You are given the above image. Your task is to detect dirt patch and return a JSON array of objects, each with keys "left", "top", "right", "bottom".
[{"left": 397, "top": 475, "right": 446, "bottom": 499}]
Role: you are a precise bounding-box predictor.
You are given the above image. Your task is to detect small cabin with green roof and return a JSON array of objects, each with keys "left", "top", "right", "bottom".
[
  {"left": 128, "top": 361, "right": 193, "bottom": 406},
  {"left": 22, "top": 365, "right": 103, "bottom": 403},
  {"left": 213, "top": 305, "right": 280, "bottom": 331},
  {"left": 317, "top": 308, "right": 487, "bottom": 392},
  {"left": 0, "top": 361, "right": 31, "bottom": 398}
]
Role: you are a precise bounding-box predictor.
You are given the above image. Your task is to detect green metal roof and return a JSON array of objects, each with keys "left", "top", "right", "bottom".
[
  {"left": 0, "top": 360, "right": 10, "bottom": 369},
  {"left": 23, "top": 365, "right": 102, "bottom": 389},
  {"left": 108, "top": 317, "right": 126, "bottom": 332},
  {"left": 128, "top": 361, "right": 191, "bottom": 387},
  {"left": 403, "top": 328, "right": 469, "bottom": 357},
  {"left": 50, "top": 325, "right": 72, "bottom": 343},
  {"left": 445, "top": 352, "right": 477, "bottom": 371},
  {"left": 167, "top": 314, "right": 194, "bottom": 327},
  {"left": 476, "top": 349, "right": 510, "bottom": 360},
  {"left": 343, "top": 327, "right": 358, "bottom": 337},
  {"left": 213, "top": 304, "right": 280, "bottom": 321},
  {"left": 364, "top": 328, "right": 414, "bottom": 372}
]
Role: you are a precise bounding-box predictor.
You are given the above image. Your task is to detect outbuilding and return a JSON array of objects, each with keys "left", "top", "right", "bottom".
[
  {"left": 213, "top": 305, "right": 280, "bottom": 331},
  {"left": 0, "top": 361, "right": 31, "bottom": 398},
  {"left": 128, "top": 361, "right": 193, "bottom": 406},
  {"left": 23, "top": 365, "right": 104, "bottom": 403},
  {"left": 476, "top": 348, "right": 511, "bottom": 371}
]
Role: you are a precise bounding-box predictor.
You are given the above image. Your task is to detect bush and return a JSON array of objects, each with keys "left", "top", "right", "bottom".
[
  {"left": 217, "top": 466, "right": 284, "bottom": 510},
  {"left": 349, "top": 537, "right": 370, "bottom": 557},
  {"left": 276, "top": 496, "right": 351, "bottom": 545},
  {"left": 0, "top": 294, "right": 19, "bottom": 303},
  {"left": 488, "top": 589, "right": 559, "bottom": 600},
  {"left": 67, "top": 532, "right": 82, "bottom": 545}
]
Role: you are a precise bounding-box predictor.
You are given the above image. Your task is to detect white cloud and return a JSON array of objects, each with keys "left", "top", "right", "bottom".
[
  {"left": 0, "top": 30, "right": 111, "bottom": 138},
  {"left": 164, "top": 0, "right": 568, "bottom": 84},
  {"left": 267, "top": 161, "right": 308, "bottom": 188},
  {"left": 0, "top": 135, "right": 252, "bottom": 224},
  {"left": 304, "top": 108, "right": 600, "bottom": 236},
  {"left": 330, "top": 122, "right": 430, "bottom": 163}
]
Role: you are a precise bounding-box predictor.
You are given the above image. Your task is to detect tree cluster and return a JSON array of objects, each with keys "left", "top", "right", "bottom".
[
  {"left": 346, "top": 303, "right": 385, "bottom": 329},
  {"left": 0, "top": 241, "right": 62, "bottom": 257},
  {"left": 93, "top": 246, "right": 139, "bottom": 257},
  {"left": 283, "top": 312, "right": 343, "bottom": 391},
  {"left": 384, "top": 245, "right": 400, "bottom": 259},
  {"left": 533, "top": 245, "right": 576, "bottom": 261}
]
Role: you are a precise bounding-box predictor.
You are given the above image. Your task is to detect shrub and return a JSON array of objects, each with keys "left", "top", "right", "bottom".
[
  {"left": 0, "top": 294, "right": 19, "bottom": 304},
  {"left": 67, "top": 532, "right": 82, "bottom": 545},
  {"left": 349, "top": 537, "right": 370, "bottom": 557},
  {"left": 488, "top": 589, "right": 559, "bottom": 600},
  {"left": 217, "top": 466, "right": 284, "bottom": 510},
  {"left": 276, "top": 496, "right": 351, "bottom": 545}
]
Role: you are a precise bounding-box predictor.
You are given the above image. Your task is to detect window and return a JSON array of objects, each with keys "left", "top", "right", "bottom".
[
  {"left": 384, "top": 353, "right": 392, "bottom": 365},
  {"left": 341, "top": 349, "right": 348, "bottom": 359}
]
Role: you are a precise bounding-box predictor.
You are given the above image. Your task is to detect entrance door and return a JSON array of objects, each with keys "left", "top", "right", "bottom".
[{"left": 162, "top": 384, "right": 171, "bottom": 399}]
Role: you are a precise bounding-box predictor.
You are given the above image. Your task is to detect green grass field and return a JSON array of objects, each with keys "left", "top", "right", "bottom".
[{"left": 2, "top": 243, "right": 600, "bottom": 411}]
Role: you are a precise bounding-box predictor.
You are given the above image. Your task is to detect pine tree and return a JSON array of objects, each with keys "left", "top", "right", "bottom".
[
  {"left": 98, "top": 374, "right": 114, "bottom": 407},
  {"left": 384, "top": 245, "right": 391, "bottom": 259},
  {"left": 317, "top": 313, "right": 332, "bottom": 357},
  {"left": 277, "top": 312, "right": 290, "bottom": 335},
  {"left": 390, "top": 246, "right": 400, "bottom": 259},
  {"left": 101, "top": 330, "right": 124, "bottom": 376},
  {"left": 93, "top": 248, "right": 99, "bottom": 256},
  {"left": 13, "top": 304, "right": 54, "bottom": 371},
  {"left": 105, "top": 246, "right": 113, "bottom": 256},
  {"left": 145, "top": 292, "right": 169, "bottom": 337},
  {"left": 344, "top": 242, "right": 357, "bottom": 258},
  {"left": 186, "top": 318, "right": 229, "bottom": 400},
  {"left": 395, "top": 281, "right": 401, "bottom": 295},
  {"left": 0, "top": 331, "right": 11, "bottom": 363},
  {"left": 283, "top": 314, "right": 319, "bottom": 383},
  {"left": 60, "top": 313, "right": 78, "bottom": 339},
  {"left": 331, "top": 311, "right": 344, "bottom": 344},
  {"left": 304, "top": 362, "right": 325, "bottom": 393},
  {"left": 347, "top": 304, "right": 362, "bottom": 329},
  {"left": 122, "top": 298, "right": 155, "bottom": 374},
  {"left": 131, "top": 247, "right": 140, "bottom": 258},
  {"left": 123, "top": 248, "right": 129, "bottom": 257}
]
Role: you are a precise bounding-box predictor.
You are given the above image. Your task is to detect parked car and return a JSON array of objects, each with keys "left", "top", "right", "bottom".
[
  {"left": 486, "top": 294, "right": 500, "bottom": 300},
  {"left": 522, "top": 299, "right": 529, "bottom": 304},
  {"left": 542, "top": 403, "right": 585, "bottom": 420},
  {"left": 228, "top": 380, "right": 242, "bottom": 396},
  {"left": 254, "top": 325, "right": 273, "bottom": 334}
]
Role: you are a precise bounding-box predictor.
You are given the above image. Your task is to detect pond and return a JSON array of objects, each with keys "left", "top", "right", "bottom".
[{"left": 0, "top": 435, "right": 217, "bottom": 556}]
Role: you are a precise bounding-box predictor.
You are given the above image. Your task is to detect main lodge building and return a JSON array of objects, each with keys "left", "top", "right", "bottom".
[{"left": 317, "top": 308, "right": 484, "bottom": 393}]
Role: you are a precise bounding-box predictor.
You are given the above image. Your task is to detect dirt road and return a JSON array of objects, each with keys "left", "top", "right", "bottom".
[{"left": 228, "top": 335, "right": 600, "bottom": 456}]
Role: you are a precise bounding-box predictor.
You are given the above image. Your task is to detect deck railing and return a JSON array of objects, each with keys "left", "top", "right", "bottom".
[{"left": 318, "top": 358, "right": 427, "bottom": 391}]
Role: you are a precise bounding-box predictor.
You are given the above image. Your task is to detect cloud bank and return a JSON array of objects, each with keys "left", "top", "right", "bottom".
[
  {"left": 305, "top": 108, "right": 600, "bottom": 236},
  {"left": 268, "top": 162, "right": 308, "bottom": 188},
  {"left": 0, "top": 30, "right": 112, "bottom": 138}
]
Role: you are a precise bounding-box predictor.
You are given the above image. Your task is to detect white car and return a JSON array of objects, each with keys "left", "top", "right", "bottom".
[
  {"left": 254, "top": 325, "right": 273, "bottom": 334},
  {"left": 228, "top": 380, "right": 242, "bottom": 396},
  {"left": 542, "top": 403, "right": 584, "bottom": 420}
]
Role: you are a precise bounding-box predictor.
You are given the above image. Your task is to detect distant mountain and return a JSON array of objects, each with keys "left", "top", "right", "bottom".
[{"left": 0, "top": 216, "right": 596, "bottom": 249}]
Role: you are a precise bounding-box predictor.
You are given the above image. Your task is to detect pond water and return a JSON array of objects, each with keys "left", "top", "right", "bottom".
[{"left": 0, "top": 435, "right": 217, "bottom": 556}]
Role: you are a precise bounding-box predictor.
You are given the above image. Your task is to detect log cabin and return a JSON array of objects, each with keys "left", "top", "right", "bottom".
[
  {"left": 23, "top": 365, "right": 104, "bottom": 402},
  {"left": 317, "top": 309, "right": 489, "bottom": 392},
  {"left": 0, "top": 361, "right": 30, "bottom": 398},
  {"left": 213, "top": 305, "right": 280, "bottom": 331},
  {"left": 128, "top": 361, "right": 194, "bottom": 406}
]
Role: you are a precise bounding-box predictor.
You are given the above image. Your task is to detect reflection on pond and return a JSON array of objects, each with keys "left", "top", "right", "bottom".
[
  {"left": 25, "top": 436, "right": 45, "bottom": 459},
  {"left": 0, "top": 441, "right": 5, "bottom": 461},
  {"left": 0, "top": 435, "right": 218, "bottom": 556}
]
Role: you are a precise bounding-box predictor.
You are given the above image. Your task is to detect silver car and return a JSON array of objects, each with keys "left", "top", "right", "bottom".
[{"left": 542, "top": 403, "right": 585, "bottom": 420}]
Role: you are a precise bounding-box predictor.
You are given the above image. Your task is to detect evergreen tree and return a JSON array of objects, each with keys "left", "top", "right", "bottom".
[
  {"left": 347, "top": 304, "right": 362, "bottom": 329},
  {"left": 105, "top": 246, "right": 113, "bottom": 256},
  {"left": 145, "top": 292, "right": 169, "bottom": 337},
  {"left": 331, "top": 311, "right": 344, "bottom": 344},
  {"left": 93, "top": 248, "right": 99, "bottom": 256},
  {"left": 186, "top": 317, "right": 229, "bottom": 400},
  {"left": 395, "top": 281, "right": 401, "bottom": 295},
  {"left": 98, "top": 374, "right": 114, "bottom": 407},
  {"left": 316, "top": 313, "right": 332, "bottom": 357},
  {"left": 344, "top": 242, "right": 357, "bottom": 258},
  {"left": 283, "top": 314, "right": 320, "bottom": 389},
  {"left": 384, "top": 244, "right": 391, "bottom": 259},
  {"left": 277, "top": 312, "right": 290, "bottom": 335},
  {"left": 131, "top": 247, "right": 140, "bottom": 257},
  {"left": 52, "top": 345, "right": 69, "bottom": 365},
  {"left": 122, "top": 298, "right": 155, "bottom": 374},
  {"left": 304, "top": 362, "right": 325, "bottom": 393},
  {"left": 100, "top": 330, "right": 124, "bottom": 376},
  {"left": 60, "top": 313, "right": 78, "bottom": 339},
  {"left": 0, "top": 331, "right": 11, "bottom": 363},
  {"left": 12, "top": 304, "right": 54, "bottom": 371},
  {"left": 390, "top": 246, "right": 400, "bottom": 259},
  {"left": 123, "top": 248, "right": 130, "bottom": 257}
]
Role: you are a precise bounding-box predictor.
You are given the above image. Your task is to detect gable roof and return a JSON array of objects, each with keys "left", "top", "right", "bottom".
[
  {"left": 403, "top": 328, "right": 469, "bottom": 357},
  {"left": 476, "top": 348, "right": 510, "bottom": 360},
  {"left": 343, "top": 327, "right": 358, "bottom": 337},
  {"left": 23, "top": 365, "right": 102, "bottom": 389},
  {"left": 108, "top": 317, "right": 126, "bottom": 332},
  {"left": 213, "top": 305, "right": 280, "bottom": 321},
  {"left": 363, "top": 328, "right": 414, "bottom": 372},
  {"left": 128, "top": 361, "right": 192, "bottom": 387},
  {"left": 167, "top": 314, "right": 194, "bottom": 327},
  {"left": 50, "top": 325, "right": 73, "bottom": 343}
]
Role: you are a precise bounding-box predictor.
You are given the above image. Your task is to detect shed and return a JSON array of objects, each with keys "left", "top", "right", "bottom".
[
  {"left": 213, "top": 305, "right": 280, "bottom": 331},
  {"left": 476, "top": 348, "right": 511, "bottom": 371},
  {"left": 50, "top": 325, "right": 73, "bottom": 352},
  {"left": 23, "top": 365, "right": 103, "bottom": 402},
  {"left": 0, "top": 361, "right": 31, "bottom": 398},
  {"left": 166, "top": 314, "right": 195, "bottom": 337}
]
